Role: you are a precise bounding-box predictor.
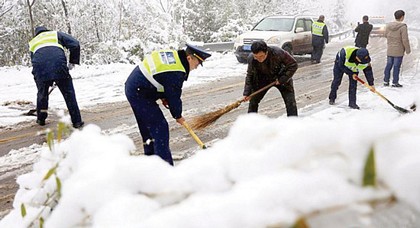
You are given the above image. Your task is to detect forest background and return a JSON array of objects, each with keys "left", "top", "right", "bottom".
[{"left": 0, "top": 0, "right": 418, "bottom": 66}]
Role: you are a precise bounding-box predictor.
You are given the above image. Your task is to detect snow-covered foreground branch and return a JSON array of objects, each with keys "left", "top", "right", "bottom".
[{"left": 2, "top": 107, "right": 420, "bottom": 227}]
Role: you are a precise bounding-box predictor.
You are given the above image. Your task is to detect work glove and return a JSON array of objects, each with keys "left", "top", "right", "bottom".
[
  {"left": 68, "top": 63, "right": 75, "bottom": 70},
  {"left": 277, "top": 75, "right": 289, "bottom": 84}
]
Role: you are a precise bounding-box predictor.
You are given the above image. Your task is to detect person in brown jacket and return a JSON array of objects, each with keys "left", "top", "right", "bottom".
[
  {"left": 243, "top": 40, "right": 298, "bottom": 116},
  {"left": 383, "top": 10, "right": 411, "bottom": 87}
]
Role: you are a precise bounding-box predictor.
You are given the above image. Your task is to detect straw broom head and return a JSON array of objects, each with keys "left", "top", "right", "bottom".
[
  {"left": 190, "top": 100, "right": 243, "bottom": 130},
  {"left": 190, "top": 81, "right": 278, "bottom": 130}
]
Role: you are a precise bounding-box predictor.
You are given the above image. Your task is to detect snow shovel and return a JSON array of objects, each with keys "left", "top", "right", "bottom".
[
  {"left": 182, "top": 121, "right": 207, "bottom": 149},
  {"left": 24, "top": 83, "right": 57, "bottom": 116},
  {"left": 354, "top": 75, "right": 414, "bottom": 114}
]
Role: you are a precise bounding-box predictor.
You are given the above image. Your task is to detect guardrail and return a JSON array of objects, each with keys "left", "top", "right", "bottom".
[
  {"left": 330, "top": 29, "right": 353, "bottom": 40},
  {"left": 202, "top": 42, "right": 234, "bottom": 52},
  {"left": 202, "top": 29, "right": 354, "bottom": 52}
]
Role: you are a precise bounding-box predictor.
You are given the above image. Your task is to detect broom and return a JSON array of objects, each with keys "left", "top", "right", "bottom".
[{"left": 190, "top": 80, "right": 277, "bottom": 130}]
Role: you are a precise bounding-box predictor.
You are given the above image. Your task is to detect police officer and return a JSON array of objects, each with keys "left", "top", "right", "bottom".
[
  {"left": 311, "top": 15, "right": 329, "bottom": 64},
  {"left": 328, "top": 47, "right": 375, "bottom": 109},
  {"left": 125, "top": 44, "right": 211, "bottom": 165},
  {"left": 29, "top": 26, "right": 84, "bottom": 128}
]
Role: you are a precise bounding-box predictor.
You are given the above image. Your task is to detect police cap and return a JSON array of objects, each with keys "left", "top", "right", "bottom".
[
  {"left": 356, "top": 48, "right": 371, "bottom": 64},
  {"left": 186, "top": 43, "right": 211, "bottom": 65},
  {"left": 35, "top": 26, "right": 49, "bottom": 36}
]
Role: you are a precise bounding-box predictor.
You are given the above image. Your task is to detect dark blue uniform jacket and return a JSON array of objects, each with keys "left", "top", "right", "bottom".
[
  {"left": 336, "top": 48, "right": 374, "bottom": 86},
  {"left": 125, "top": 50, "right": 190, "bottom": 119},
  {"left": 30, "top": 28, "right": 80, "bottom": 82},
  {"left": 312, "top": 20, "right": 329, "bottom": 46}
]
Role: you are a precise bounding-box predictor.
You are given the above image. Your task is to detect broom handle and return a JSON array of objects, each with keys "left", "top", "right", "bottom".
[
  {"left": 246, "top": 81, "right": 277, "bottom": 100},
  {"left": 182, "top": 121, "right": 207, "bottom": 149}
]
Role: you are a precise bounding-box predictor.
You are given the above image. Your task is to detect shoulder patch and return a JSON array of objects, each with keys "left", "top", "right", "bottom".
[{"left": 159, "top": 52, "right": 177, "bottom": 64}]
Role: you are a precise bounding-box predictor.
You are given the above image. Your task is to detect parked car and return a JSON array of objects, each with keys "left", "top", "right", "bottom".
[
  {"left": 234, "top": 15, "right": 316, "bottom": 63},
  {"left": 369, "top": 16, "right": 386, "bottom": 37}
]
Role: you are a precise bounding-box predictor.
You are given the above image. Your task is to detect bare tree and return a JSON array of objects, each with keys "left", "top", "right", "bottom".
[
  {"left": 157, "top": 0, "right": 170, "bottom": 13},
  {"left": 61, "top": 0, "right": 71, "bottom": 34},
  {"left": 118, "top": 0, "right": 123, "bottom": 39},
  {"left": 26, "top": 0, "right": 36, "bottom": 37},
  {"left": 93, "top": 3, "right": 101, "bottom": 42},
  {"left": 0, "top": 0, "right": 13, "bottom": 18}
]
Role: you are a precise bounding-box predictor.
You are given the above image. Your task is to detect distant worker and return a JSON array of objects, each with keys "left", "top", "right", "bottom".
[
  {"left": 125, "top": 44, "right": 211, "bottom": 166},
  {"left": 28, "top": 26, "right": 84, "bottom": 128},
  {"left": 328, "top": 46, "right": 375, "bottom": 109},
  {"left": 383, "top": 10, "right": 411, "bottom": 87},
  {"left": 243, "top": 40, "right": 298, "bottom": 116},
  {"left": 311, "top": 15, "right": 329, "bottom": 64},
  {"left": 354, "top": 15, "right": 373, "bottom": 48}
]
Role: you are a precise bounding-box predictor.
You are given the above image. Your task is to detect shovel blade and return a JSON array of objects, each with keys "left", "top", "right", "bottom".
[
  {"left": 410, "top": 104, "right": 417, "bottom": 111},
  {"left": 23, "top": 109, "right": 37, "bottom": 116}
]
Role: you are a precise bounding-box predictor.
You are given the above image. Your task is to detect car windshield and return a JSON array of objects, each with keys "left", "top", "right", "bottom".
[{"left": 252, "top": 18, "right": 294, "bottom": 32}]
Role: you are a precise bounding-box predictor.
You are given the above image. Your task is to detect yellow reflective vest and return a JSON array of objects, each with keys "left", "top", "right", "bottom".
[
  {"left": 29, "top": 31, "right": 64, "bottom": 53},
  {"left": 312, "top": 21, "right": 325, "bottom": 36},
  {"left": 343, "top": 46, "right": 370, "bottom": 72},
  {"left": 138, "top": 50, "right": 186, "bottom": 92}
]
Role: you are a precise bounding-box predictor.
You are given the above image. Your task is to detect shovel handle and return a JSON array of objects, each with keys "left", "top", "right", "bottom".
[
  {"left": 354, "top": 75, "right": 388, "bottom": 101},
  {"left": 354, "top": 75, "right": 411, "bottom": 113},
  {"left": 182, "top": 121, "right": 207, "bottom": 149}
]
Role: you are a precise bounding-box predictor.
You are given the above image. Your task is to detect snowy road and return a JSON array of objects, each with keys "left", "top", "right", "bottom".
[{"left": 1, "top": 34, "right": 420, "bottom": 225}]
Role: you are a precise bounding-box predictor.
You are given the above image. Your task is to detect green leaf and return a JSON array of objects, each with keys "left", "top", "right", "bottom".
[
  {"left": 363, "top": 146, "right": 376, "bottom": 187},
  {"left": 39, "top": 217, "right": 44, "bottom": 228},
  {"left": 291, "top": 217, "right": 309, "bottom": 228},
  {"left": 20, "top": 203, "right": 26, "bottom": 217},
  {"left": 57, "top": 122, "right": 68, "bottom": 142},
  {"left": 56, "top": 177, "right": 62, "bottom": 198},
  {"left": 47, "top": 131, "right": 54, "bottom": 151},
  {"left": 43, "top": 166, "right": 57, "bottom": 181}
]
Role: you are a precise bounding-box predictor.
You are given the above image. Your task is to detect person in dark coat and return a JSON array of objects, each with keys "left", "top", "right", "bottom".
[
  {"left": 243, "top": 40, "right": 298, "bottom": 116},
  {"left": 354, "top": 15, "right": 373, "bottom": 48},
  {"left": 29, "top": 26, "right": 84, "bottom": 128},
  {"left": 311, "top": 15, "right": 329, "bottom": 64},
  {"left": 328, "top": 47, "right": 376, "bottom": 109},
  {"left": 125, "top": 44, "right": 211, "bottom": 166}
]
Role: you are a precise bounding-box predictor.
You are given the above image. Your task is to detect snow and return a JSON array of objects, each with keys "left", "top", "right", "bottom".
[
  {"left": 1, "top": 42, "right": 420, "bottom": 227},
  {"left": 0, "top": 52, "right": 244, "bottom": 129}
]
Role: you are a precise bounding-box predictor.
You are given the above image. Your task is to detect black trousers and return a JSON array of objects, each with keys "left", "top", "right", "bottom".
[
  {"left": 311, "top": 44, "right": 325, "bottom": 62},
  {"left": 248, "top": 83, "right": 298, "bottom": 116},
  {"left": 35, "top": 77, "right": 82, "bottom": 124}
]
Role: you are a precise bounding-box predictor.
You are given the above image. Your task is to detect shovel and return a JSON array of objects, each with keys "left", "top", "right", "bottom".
[
  {"left": 354, "top": 75, "right": 414, "bottom": 114},
  {"left": 24, "top": 83, "right": 57, "bottom": 116}
]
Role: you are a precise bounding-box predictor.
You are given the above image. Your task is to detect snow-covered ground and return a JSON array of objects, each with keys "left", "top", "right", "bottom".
[
  {"left": 0, "top": 52, "right": 246, "bottom": 128},
  {"left": 1, "top": 43, "right": 420, "bottom": 227}
]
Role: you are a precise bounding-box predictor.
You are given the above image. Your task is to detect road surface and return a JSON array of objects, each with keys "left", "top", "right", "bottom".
[{"left": 1, "top": 35, "right": 420, "bottom": 226}]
